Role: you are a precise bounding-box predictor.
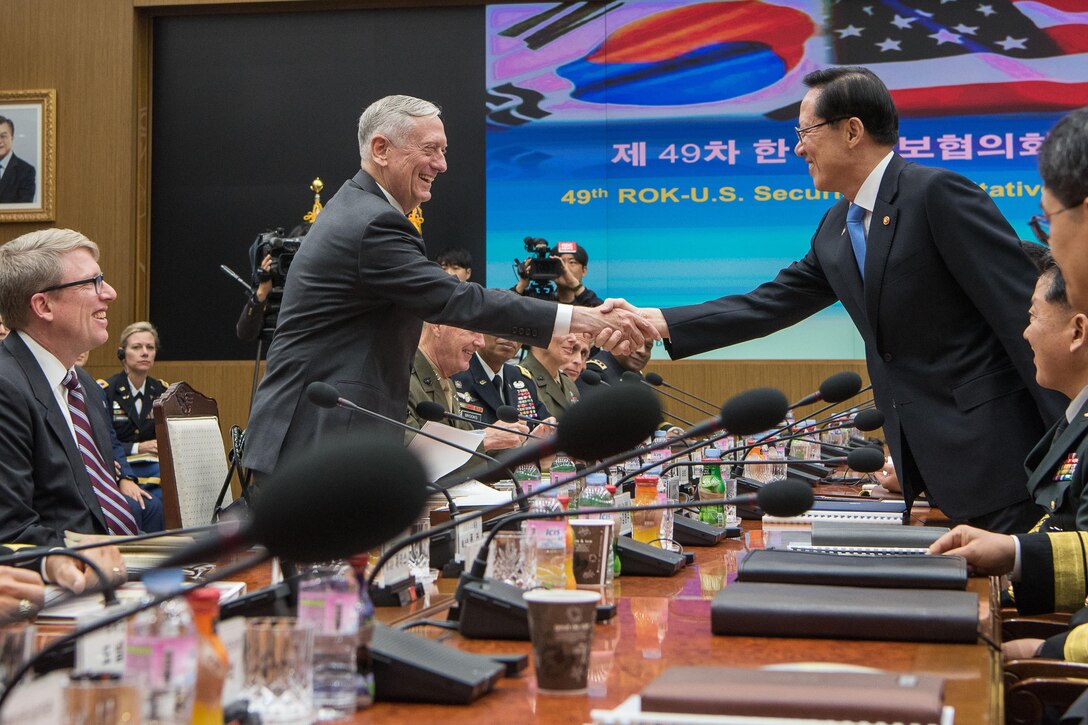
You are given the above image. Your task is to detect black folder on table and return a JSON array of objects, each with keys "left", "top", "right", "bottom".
[
  {"left": 711, "top": 582, "right": 979, "bottom": 643},
  {"left": 737, "top": 548, "right": 967, "bottom": 590},
  {"left": 810, "top": 522, "right": 950, "bottom": 548}
]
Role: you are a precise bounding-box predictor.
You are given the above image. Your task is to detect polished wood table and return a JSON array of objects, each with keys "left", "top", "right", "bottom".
[{"left": 351, "top": 515, "right": 1002, "bottom": 724}]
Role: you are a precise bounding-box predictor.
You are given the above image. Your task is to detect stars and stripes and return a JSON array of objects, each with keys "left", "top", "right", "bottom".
[
  {"left": 829, "top": 0, "right": 1088, "bottom": 115},
  {"left": 62, "top": 370, "right": 138, "bottom": 536}
]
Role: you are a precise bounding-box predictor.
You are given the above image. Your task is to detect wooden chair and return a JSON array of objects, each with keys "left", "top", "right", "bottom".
[{"left": 153, "top": 382, "right": 232, "bottom": 529}]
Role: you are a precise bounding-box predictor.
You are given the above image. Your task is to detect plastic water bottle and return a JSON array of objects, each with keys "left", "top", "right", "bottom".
[
  {"left": 646, "top": 431, "right": 668, "bottom": 475},
  {"left": 550, "top": 455, "right": 578, "bottom": 509},
  {"left": 125, "top": 569, "right": 197, "bottom": 725},
  {"left": 578, "top": 472, "right": 616, "bottom": 582},
  {"left": 698, "top": 448, "right": 725, "bottom": 526},
  {"left": 347, "top": 554, "right": 376, "bottom": 711},
  {"left": 297, "top": 560, "right": 361, "bottom": 720},
  {"left": 528, "top": 486, "right": 567, "bottom": 588}
]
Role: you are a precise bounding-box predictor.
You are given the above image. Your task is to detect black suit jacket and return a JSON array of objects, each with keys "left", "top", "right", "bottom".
[
  {"left": 1025, "top": 396, "right": 1088, "bottom": 532},
  {"left": 243, "top": 169, "right": 558, "bottom": 475},
  {"left": 0, "top": 333, "right": 112, "bottom": 546},
  {"left": 0, "top": 154, "right": 36, "bottom": 203},
  {"left": 662, "top": 154, "right": 1065, "bottom": 520}
]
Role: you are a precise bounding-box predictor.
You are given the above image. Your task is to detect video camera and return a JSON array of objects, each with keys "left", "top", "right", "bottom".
[
  {"left": 514, "top": 236, "right": 564, "bottom": 300},
  {"left": 254, "top": 227, "right": 307, "bottom": 289}
]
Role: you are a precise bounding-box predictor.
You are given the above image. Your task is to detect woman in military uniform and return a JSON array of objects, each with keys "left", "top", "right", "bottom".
[{"left": 101, "top": 321, "right": 168, "bottom": 484}]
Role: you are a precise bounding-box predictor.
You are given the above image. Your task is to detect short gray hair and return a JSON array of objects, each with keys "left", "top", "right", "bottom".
[
  {"left": 358, "top": 95, "right": 441, "bottom": 164},
  {"left": 0, "top": 228, "right": 99, "bottom": 330}
]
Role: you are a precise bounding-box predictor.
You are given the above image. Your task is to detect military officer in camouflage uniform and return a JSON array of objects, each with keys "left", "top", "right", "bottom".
[{"left": 521, "top": 334, "right": 582, "bottom": 423}]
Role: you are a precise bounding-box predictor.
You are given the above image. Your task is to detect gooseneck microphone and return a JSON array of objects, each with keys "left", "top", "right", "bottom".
[
  {"left": 578, "top": 369, "right": 605, "bottom": 387},
  {"left": 789, "top": 371, "right": 863, "bottom": 409},
  {"left": 160, "top": 436, "right": 429, "bottom": 568},
  {"left": 662, "top": 445, "right": 886, "bottom": 476},
  {"left": 496, "top": 405, "right": 557, "bottom": 429},
  {"left": 620, "top": 371, "right": 697, "bottom": 425},
  {"left": 415, "top": 400, "right": 531, "bottom": 439},
  {"left": 643, "top": 371, "right": 720, "bottom": 412},
  {"left": 621, "top": 370, "right": 712, "bottom": 420}
]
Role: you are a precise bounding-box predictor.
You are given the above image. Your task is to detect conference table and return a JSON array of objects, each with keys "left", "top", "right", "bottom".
[{"left": 349, "top": 499, "right": 1002, "bottom": 724}]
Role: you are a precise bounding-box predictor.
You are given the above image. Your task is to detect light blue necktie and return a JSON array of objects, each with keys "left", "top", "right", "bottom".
[{"left": 847, "top": 203, "right": 867, "bottom": 280}]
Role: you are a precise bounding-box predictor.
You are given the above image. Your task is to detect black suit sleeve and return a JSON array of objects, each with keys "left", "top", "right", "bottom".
[{"left": 14, "top": 162, "right": 35, "bottom": 203}]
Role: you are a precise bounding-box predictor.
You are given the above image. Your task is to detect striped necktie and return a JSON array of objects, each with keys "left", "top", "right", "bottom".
[{"left": 62, "top": 370, "right": 139, "bottom": 535}]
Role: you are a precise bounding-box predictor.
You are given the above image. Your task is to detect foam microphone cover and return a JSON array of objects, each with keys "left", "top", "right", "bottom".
[
  {"left": 415, "top": 400, "right": 447, "bottom": 422},
  {"left": 496, "top": 405, "right": 519, "bottom": 424},
  {"left": 555, "top": 382, "right": 662, "bottom": 461},
  {"left": 818, "top": 371, "right": 863, "bottom": 404},
  {"left": 756, "top": 479, "right": 814, "bottom": 517},
  {"left": 719, "top": 387, "right": 789, "bottom": 436},
  {"left": 644, "top": 372, "right": 664, "bottom": 386},
  {"left": 251, "top": 436, "right": 429, "bottom": 561},
  {"left": 578, "top": 369, "right": 602, "bottom": 386},
  {"left": 620, "top": 370, "right": 643, "bottom": 383},
  {"left": 845, "top": 446, "right": 886, "bottom": 473},
  {"left": 852, "top": 408, "right": 885, "bottom": 431},
  {"left": 307, "top": 381, "right": 342, "bottom": 409}
]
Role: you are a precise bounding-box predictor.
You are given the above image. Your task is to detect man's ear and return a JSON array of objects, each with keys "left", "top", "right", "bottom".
[
  {"left": 29, "top": 293, "right": 54, "bottom": 323},
  {"left": 1070, "top": 313, "right": 1088, "bottom": 353},
  {"left": 370, "top": 134, "right": 390, "bottom": 166}
]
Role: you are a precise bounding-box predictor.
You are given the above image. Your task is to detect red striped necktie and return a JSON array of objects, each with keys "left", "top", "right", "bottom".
[{"left": 61, "top": 370, "right": 139, "bottom": 535}]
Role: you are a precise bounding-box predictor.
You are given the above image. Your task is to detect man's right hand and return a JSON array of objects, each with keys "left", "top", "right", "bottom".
[
  {"left": 45, "top": 542, "right": 127, "bottom": 594},
  {"left": 570, "top": 300, "right": 660, "bottom": 355},
  {"left": 928, "top": 525, "right": 1017, "bottom": 576}
]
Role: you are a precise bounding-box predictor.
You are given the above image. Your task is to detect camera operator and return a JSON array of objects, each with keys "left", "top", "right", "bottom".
[
  {"left": 236, "top": 253, "right": 273, "bottom": 342},
  {"left": 514, "top": 240, "right": 603, "bottom": 307}
]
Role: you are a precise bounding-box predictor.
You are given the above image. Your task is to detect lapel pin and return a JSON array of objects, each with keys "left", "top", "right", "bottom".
[{"left": 882, "top": 216, "right": 890, "bottom": 225}]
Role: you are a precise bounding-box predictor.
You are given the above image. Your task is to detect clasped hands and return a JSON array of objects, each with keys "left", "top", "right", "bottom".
[{"left": 569, "top": 299, "right": 669, "bottom": 355}]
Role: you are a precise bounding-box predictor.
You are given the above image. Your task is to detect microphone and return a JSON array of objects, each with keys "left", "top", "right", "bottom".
[
  {"left": 643, "top": 371, "right": 721, "bottom": 413},
  {"left": 307, "top": 380, "right": 507, "bottom": 473},
  {"left": 451, "top": 382, "right": 664, "bottom": 484},
  {"left": 219, "top": 264, "right": 255, "bottom": 296},
  {"left": 675, "top": 446, "right": 886, "bottom": 475},
  {"left": 496, "top": 405, "right": 557, "bottom": 428},
  {"left": 159, "top": 436, "right": 429, "bottom": 567},
  {"left": 789, "top": 371, "right": 863, "bottom": 409},
  {"left": 415, "top": 400, "right": 531, "bottom": 439},
  {"left": 620, "top": 371, "right": 698, "bottom": 425},
  {"left": 578, "top": 369, "right": 605, "bottom": 387}
]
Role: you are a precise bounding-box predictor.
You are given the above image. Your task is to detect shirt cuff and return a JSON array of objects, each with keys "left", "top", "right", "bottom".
[
  {"left": 130, "top": 443, "right": 139, "bottom": 456},
  {"left": 40, "top": 547, "right": 63, "bottom": 583},
  {"left": 553, "top": 304, "right": 573, "bottom": 337},
  {"left": 1010, "top": 534, "right": 1022, "bottom": 582}
]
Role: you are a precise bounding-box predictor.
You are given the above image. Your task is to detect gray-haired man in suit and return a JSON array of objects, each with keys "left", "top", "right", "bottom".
[{"left": 243, "top": 95, "right": 656, "bottom": 477}]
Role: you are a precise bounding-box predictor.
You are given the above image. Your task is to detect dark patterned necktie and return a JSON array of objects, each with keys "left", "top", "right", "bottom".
[
  {"left": 493, "top": 375, "right": 505, "bottom": 405},
  {"left": 62, "top": 370, "right": 138, "bottom": 535}
]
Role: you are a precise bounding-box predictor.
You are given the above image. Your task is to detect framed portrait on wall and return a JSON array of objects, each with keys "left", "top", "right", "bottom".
[{"left": 0, "top": 89, "right": 56, "bottom": 222}]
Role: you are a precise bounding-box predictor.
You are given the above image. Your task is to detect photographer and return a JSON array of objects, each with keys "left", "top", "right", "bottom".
[
  {"left": 514, "top": 240, "right": 603, "bottom": 306},
  {"left": 236, "top": 253, "right": 273, "bottom": 342}
]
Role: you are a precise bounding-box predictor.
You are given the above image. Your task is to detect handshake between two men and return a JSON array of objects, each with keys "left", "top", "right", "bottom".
[{"left": 568, "top": 298, "right": 668, "bottom": 355}]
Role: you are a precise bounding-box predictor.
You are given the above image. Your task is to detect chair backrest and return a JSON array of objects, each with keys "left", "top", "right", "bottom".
[{"left": 153, "top": 382, "right": 232, "bottom": 529}]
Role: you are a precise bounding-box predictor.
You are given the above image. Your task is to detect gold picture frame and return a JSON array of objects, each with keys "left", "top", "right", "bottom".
[{"left": 0, "top": 89, "right": 56, "bottom": 222}]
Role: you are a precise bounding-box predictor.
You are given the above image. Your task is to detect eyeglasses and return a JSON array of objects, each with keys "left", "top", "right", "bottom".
[
  {"left": 1029, "top": 201, "right": 1082, "bottom": 245},
  {"left": 795, "top": 118, "right": 847, "bottom": 143},
  {"left": 39, "top": 273, "right": 105, "bottom": 295}
]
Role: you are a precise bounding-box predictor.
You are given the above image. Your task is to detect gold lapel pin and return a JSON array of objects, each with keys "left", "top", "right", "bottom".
[{"left": 882, "top": 216, "right": 890, "bottom": 225}]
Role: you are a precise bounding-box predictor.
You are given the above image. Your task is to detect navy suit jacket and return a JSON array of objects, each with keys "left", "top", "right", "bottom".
[
  {"left": 662, "top": 154, "right": 1065, "bottom": 520},
  {"left": 0, "top": 154, "right": 36, "bottom": 203},
  {"left": 1026, "top": 396, "right": 1088, "bottom": 532},
  {"left": 0, "top": 333, "right": 112, "bottom": 546},
  {"left": 243, "top": 169, "right": 558, "bottom": 475}
]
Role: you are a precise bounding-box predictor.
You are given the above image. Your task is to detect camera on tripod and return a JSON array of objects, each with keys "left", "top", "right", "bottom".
[{"left": 514, "top": 236, "right": 564, "bottom": 300}]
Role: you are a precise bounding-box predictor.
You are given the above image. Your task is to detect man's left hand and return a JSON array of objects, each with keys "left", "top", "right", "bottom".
[{"left": 570, "top": 300, "right": 660, "bottom": 354}]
